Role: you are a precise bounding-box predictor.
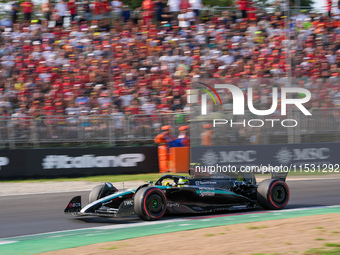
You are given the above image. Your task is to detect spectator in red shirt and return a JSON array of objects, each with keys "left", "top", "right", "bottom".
[
  {"left": 128, "top": 99, "right": 140, "bottom": 114},
  {"left": 101, "top": 0, "right": 111, "bottom": 19},
  {"left": 94, "top": 0, "right": 103, "bottom": 20},
  {"left": 327, "top": 0, "right": 332, "bottom": 17},
  {"left": 20, "top": 0, "right": 34, "bottom": 21},
  {"left": 67, "top": 0, "right": 77, "bottom": 21},
  {"left": 231, "top": 0, "right": 249, "bottom": 19},
  {"left": 180, "top": 0, "right": 191, "bottom": 10},
  {"left": 246, "top": 2, "right": 257, "bottom": 20},
  {"left": 141, "top": 0, "right": 155, "bottom": 24}
]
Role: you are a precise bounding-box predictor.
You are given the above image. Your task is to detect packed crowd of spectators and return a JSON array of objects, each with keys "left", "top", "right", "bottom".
[{"left": 1, "top": 0, "right": 340, "bottom": 128}]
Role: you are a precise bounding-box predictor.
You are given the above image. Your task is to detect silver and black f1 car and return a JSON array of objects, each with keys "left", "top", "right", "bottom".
[{"left": 64, "top": 171, "right": 290, "bottom": 221}]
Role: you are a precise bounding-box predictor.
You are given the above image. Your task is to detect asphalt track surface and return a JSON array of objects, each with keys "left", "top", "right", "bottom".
[{"left": 0, "top": 178, "right": 339, "bottom": 239}]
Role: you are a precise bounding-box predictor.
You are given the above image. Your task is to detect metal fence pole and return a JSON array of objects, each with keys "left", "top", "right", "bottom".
[
  {"left": 31, "top": 118, "right": 39, "bottom": 148},
  {"left": 294, "top": 110, "right": 301, "bottom": 144},
  {"left": 108, "top": 116, "right": 115, "bottom": 147},
  {"left": 8, "top": 118, "right": 15, "bottom": 149},
  {"left": 127, "top": 115, "right": 131, "bottom": 145}
]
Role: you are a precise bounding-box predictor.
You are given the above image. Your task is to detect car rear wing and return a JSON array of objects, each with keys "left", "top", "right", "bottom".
[{"left": 271, "top": 171, "right": 288, "bottom": 181}]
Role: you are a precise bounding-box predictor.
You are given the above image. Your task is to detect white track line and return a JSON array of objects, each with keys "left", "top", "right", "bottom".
[
  {"left": 1, "top": 205, "right": 339, "bottom": 241},
  {"left": 0, "top": 241, "right": 17, "bottom": 245},
  {"left": 0, "top": 218, "right": 187, "bottom": 241}
]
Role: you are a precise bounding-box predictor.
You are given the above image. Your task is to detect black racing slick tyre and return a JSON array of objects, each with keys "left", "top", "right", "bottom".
[
  {"left": 257, "top": 179, "right": 290, "bottom": 210},
  {"left": 89, "top": 182, "right": 118, "bottom": 203},
  {"left": 134, "top": 187, "right": 167, "bottom": 221}
]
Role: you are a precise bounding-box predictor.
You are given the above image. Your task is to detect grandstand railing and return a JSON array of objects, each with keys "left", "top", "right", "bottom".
[{"left": 0, "top": 109, "right": 338, "bottom": 149}]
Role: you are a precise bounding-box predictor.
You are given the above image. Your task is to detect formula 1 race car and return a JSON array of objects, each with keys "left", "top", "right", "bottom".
[{"left": 64, "top": 171, "right": 290, "bottom": 221}]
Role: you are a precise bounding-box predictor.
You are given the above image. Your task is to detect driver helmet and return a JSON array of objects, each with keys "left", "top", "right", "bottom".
[{"left": 177, "top": 178, "right": 189, "bottom": 186}]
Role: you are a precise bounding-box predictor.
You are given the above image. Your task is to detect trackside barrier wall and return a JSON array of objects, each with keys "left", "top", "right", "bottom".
[
  {"left": 1, "top": 142, "right": 339, "bottom": 179},
  {"left": 0, "top": 147, "right": 158, "bottom": 179},
  {"left": 191, "top": 143, "right": 340, "bottom": 172}
]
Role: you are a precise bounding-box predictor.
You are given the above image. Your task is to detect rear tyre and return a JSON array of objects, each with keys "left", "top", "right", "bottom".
[
  {"left": 89, "top": 183, "right": 118, "bottom": 203},
  {"left": 134, "top": 187, "right": 167, "bottom": 221},
  {"left": 257, "top": 179, "right": 289, "bottom": 210}
]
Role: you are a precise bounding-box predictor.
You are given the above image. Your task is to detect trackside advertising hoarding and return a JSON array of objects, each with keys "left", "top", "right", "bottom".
[
  {"left": 191, "top": 143, "right": 340, "bottom": 173},
  {"left": 0, "top": 147, "right": 158, "bottom": 179}
]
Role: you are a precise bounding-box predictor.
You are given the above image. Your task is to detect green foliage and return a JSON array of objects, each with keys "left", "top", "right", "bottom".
[
  {"left": 246, "top": 224, "right": 268, "bottom": 230},
  {"left": 101, "top": 243, "right": 130, "bottom": 250},
  {"left": 305, "top": 243, "right": 340, "bottom": 255},
  {"left": 203, "top": 0, "right": 234, "bottom": 7},
  {"left": 324, "top": 243, "right": 340, "bottom": 248},
  {"left": 251, "top": 253, "right": 279, "bottom": 255},
  {"left": 305, "top": 247, "right": 340, "bottom": 254},
  {"left": 122, "top": 0, "right": 143, "bottom": 9},
  {"left": 293, "top": 0, "right": 314, "bottom": 8}
]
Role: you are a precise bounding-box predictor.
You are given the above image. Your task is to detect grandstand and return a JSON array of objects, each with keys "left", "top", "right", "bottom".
[{"left": 0, "top": 0, "right": 339, "bottom": 149}]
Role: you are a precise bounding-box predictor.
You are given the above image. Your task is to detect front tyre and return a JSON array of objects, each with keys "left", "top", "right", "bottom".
[
  {"left": 134, "top": 187, "right": 167, "bottom": 221},
  {"left": 89, "top": 182, "right": 118, "bottom": 203},
  {"left": 257, "top": 179, "right": 290, "bottom": 210}
]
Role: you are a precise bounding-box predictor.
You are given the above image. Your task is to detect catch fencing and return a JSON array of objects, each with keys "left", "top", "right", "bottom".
[
  {"left": 0, "top": 113, "right": 189, "bottom": 149},
  {"left": 189, "top": 108, "right": 340, "bottom": 147},
  {"left": 0, "top": 110, "right": 339, "bottom": 149}
]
